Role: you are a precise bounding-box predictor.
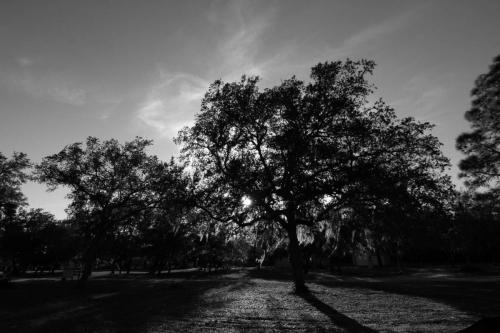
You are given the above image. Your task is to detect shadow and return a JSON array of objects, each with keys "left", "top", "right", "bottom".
[
  {"left": 298, "top": 291, "right": 378, "bottom": 333},
  {"left": 313, "top": 274, "right": 500, "bottom": 318},
  {"left": 246, "top": 266, "right": 298, "bottom": 281},
  {"left": 0, "top": 273, "right": 238, "bottom": 333},
  {"left": 248, "top": 267, "right": 500, "bottom": 318},
  {"left": 458, "top": 316, "right": 500, "bottom": 332}
]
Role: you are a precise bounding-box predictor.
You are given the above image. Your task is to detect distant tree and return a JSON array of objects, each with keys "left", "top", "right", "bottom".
[
  {"left": 141, "top": 206, "right": 194, "bottom": 275},
  {"left": 16, "top": 208, "right": 57, "bottom": 272},
  {"left": 102, "top": 215, "right": 143, "bottom": 275},
  {"left": 35, "top": 137, "right": 165, "bottom": 283},
  {"left": 142, "top": 158, "right": 193, "bottom": 274},
  {"left": 452, "top": 191, "right": 500, "bottom": 263},
  {"left": 250, "top": 221, "right": 286, "bottom": 270},
  {"left": 0, "top": 208, "right": 77, "bottom": 273},
  {"left": 0, "top": 152, "right": 31, "bottom": 273},
  {"left": 0, "top": 152, "right": 30, "bottom": 220},
  {"left": 177, "top": 60, "right": 450, "bottom": 292},
  {"left": 457, "top": 55, "right": 500, "bottom": 190},
  {"left": 194, "top": 218, "right": 240, "bottom": 272}
]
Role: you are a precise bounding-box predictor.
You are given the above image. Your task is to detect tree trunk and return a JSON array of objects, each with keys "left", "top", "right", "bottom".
[
  {"left": 150, "top": 256, "right": 159, "bottom": 275},
  {"left": 157, "top": 258, "right": 166, "bottom": 275},
  {"left": 376, "top": 248, "right": 383, "bottom": 267},
  {"left": 78, "top": 248, "right": 97, "bottom": 287},
  {"left": 395, "top": 243, "right": 403, "bottom": 272},
  {"left": 257, "top": 250, "right": 266, "bottom": 270},
  {"left": 126, "top": 258, "right": 131, "bottom": 275},
  {"left": 287, "top": 224, "right": 308, "bottom": 293},
  {"left": 78, "top": 257, "right": 94, "bottom": 286},
  {"left": 11, "top": 258, "right": 19, "bottom": 275}
]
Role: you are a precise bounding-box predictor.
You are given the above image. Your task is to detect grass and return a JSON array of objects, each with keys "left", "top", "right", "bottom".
[{"left": 0, "top": 267, "right": 498, "bottom": 332}]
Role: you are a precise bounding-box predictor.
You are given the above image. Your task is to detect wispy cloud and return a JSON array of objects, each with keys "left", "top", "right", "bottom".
[
  {"left": 213, "top": 2, "right": 276, "bottom": 80},
  {"left": 390, "top": 74, "right": 450, "bottom": 121},
  {"left": 15, "top": 57, "right": 34, "bottom": 68},
  {"left": 323, "top": 6, "right": 423, "bottom": 61},
  {"left": 137, "top": 1, "right": 277, "bottom": 135},
  {"left": 136, "top": 3, "right": 422, "bottom": 136},
  {"left": 136, "top": 73, "right": 207, "bottom": 137},
  {"left": 6, "top": 71, "right": 87, "bottom": 106}
]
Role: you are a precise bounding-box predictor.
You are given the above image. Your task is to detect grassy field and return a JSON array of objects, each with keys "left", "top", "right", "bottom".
[{"left": 0, "top": 267, "right": 499, "bottom": 332}]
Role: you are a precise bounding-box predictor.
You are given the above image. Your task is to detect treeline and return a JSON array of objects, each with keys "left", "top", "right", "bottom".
[
  {"left": 1, "top": 57, "right": 499, "bottom": 291},
  {"left": 1, "top": 186, "right": 498, "bottom": 277}
]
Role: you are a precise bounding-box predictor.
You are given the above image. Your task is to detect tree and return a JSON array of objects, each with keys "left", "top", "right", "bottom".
[
  {"left": 0, "top": 152, "right": 30, "bottom": 220},
  {"left": 35, "top": 137, "right": 164, "bottom": 283},
  {"left": 0, "top": 152, "right": 31, "bottom": 273},
  {"left": 457, "top": 55, "right": 500, "bottom": 189},
  {"left": 141, "top": 205, "right": 195, "bottom": 275},
  {"left": 452, "top": 191, "right": 500, "bottom": 263},
  {"left": 250, "top": 221, "right": 287, "bottom": 270},
  {"left": 1, "top": 208, "right": 78, "bottom": 274},
  {"left": 177, "top": 60, "right": 450, "bottom": 292}
]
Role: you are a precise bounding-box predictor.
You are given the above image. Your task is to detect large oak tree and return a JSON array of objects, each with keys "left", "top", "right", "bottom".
[{"left": 177, "top": 60, "right": 450, "bottom": 292}]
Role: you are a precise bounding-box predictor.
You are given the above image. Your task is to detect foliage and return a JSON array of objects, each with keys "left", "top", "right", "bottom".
[
  {"left": 177, "top": 59, "right": 451, "bottom": 290},
  {"left": 457, "top": 55, "right": 500, "bottom": 189},
  {"left": 0, "top": 208, "right": 78, "bottom": 273},
  {"left": 0, "top": 152, "right": 30, "bottom": 219},
  {"left": 451, "top": 191, "right": 500, "bottom": 263},
  {"left": 35, "top": 137, "right": 170, "bottom": 281}
]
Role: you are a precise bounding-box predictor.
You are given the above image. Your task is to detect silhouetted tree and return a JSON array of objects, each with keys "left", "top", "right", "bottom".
[
  {"left": 457, "top": 55, "right": 500, "bottom": 190},
  {"left": 35, "top": 137, "right": 163, "bottom": 284},
  {"left": 177, "top": 60, "right": 450, "bottom": 292},
  {"left": 0, "top": 152, "right": 30, "bottom": 220},
  {"left": 141, "top": 207, "right": 195, "bottom": 275},
  {"left": 0, "top": 208, "right": 77, "bottom": 273},
  {"left": 0, "top": 152, "right": 31, "bottom": 273},
  {"left": 142, "top": 158, "right": 194, "bottom": 274},
  {"left": 452, "top": 191, "right": 500, "bottom": 263}
]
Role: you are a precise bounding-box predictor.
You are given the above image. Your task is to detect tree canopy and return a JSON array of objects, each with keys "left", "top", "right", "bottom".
[
  {"left": 0, "top": 152, "right": 31, "bottom": 219},
  {"left": 457, "top": 54, "right": 500, "bottom": 189},
  {"left": 177, "top": 59, "right": 451, "bottom": 292},
  {"left": 35, "top": 137, "right": 187, "bottom": 282}
]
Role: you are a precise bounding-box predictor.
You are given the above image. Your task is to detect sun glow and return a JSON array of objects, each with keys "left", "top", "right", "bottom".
[{"left": 241, "top": 196, "right": 252, "bottom": 208}]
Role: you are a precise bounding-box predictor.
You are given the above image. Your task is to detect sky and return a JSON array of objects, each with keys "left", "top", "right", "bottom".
[{"left": 1, "top": 0, "right": 499, "bottom": 219}]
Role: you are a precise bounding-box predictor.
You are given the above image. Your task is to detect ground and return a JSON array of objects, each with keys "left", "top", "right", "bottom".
[{"left": 0, "top": 267, "right": 499, "bottom": 332}]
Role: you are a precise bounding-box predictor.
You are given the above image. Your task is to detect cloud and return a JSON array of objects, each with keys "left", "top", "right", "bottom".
[
  {"left": 136, "top": 2, "right": 422, "bottom": 136},
  {"left": 323, "top": 7, "right": 422, "bottom": 60},
  {"left": 7, "top": 71, "right": 87, "bottom": 106},
  {"left": 16, "top": 57, "right": 34, "bottom": 67},
  {"left": 137, "top": 1, "right": 276, "bottom": 135},
  {"left": 390, "top": 74, "right": 450, "bottom": 121},
  {"left": 202, "top": 0, "right": 280, "bottom": 82},
  {"left": 136, "top": 73, "right": 208, "bottom": 137},
  {"left": 216, "top": 5, "right": 275, "bottom": 80},
  {"left": 215, "top": 2, "right": 422, "bottom": 87},
  {"left": 94, "top": 97, "right": 122, "bottom": 120}
]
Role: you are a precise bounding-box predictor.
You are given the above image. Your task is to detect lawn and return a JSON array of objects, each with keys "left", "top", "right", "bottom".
[{"left": 0, "top": 267, "right": 498, "bottom": 332}]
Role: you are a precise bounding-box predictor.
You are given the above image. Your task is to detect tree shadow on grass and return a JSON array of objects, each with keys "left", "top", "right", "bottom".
[
  {"left": 298, "top": 291, "right": 378, "bottom": 333},
  {"left": 248, "top": 268, "right": 377, "bottom": 332},
  {"left": 0, "top": 273, "right": 241, "bottom": 333},
  {"left": 313, "top": 276, "right": 500, "bottom": 318},
  {"left": 249, "top": 267, "right": 500, "bottom": 318}
]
